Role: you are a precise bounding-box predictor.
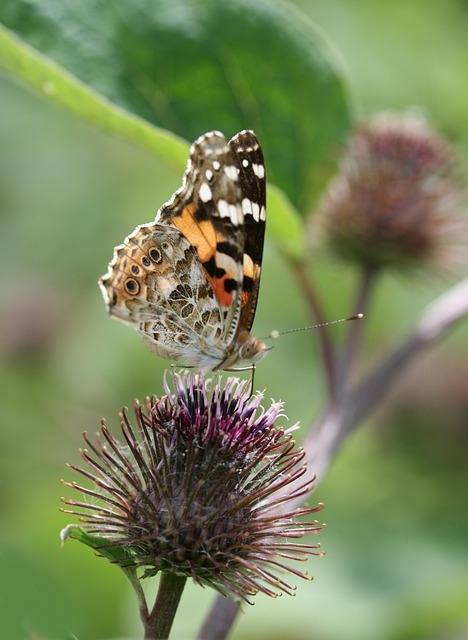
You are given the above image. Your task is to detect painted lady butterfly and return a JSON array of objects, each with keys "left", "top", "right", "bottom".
[{"left": 99, "top": 130, "right": 269, "bottom": 371}]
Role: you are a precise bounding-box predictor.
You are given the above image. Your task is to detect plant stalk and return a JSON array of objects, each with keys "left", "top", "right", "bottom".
[{"left": 145, "top": 573, "right": 187, "bottom": 640}]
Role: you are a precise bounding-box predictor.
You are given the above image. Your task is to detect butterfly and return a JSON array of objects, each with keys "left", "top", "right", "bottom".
[{"left": 99, "top": 130, "right": 269, "bottom": 372}]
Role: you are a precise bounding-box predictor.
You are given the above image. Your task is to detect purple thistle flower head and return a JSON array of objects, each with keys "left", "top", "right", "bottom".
[{"left": 62, "top": 372, "right": 323, "bottom": 602}]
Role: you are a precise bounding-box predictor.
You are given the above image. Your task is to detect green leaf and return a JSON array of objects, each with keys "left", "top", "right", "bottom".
[
  {"left": 0, "top": 23, "right": 190, "bottom": 173},
  {"left": 60, "top": 524, "right": 136, "bottom": 568},
  {"left": 268, "top": 184, "right": 307, "bottom": 262},
  {"left": 61, "top": 525, "right": 147, "bottom": 601},
  {"left": 0, "top": 0, "right": 352, "bottom": 213}
]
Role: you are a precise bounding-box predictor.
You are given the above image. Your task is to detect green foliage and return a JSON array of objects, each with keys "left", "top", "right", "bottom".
[
  {"left": 1, "top": 1, "right": 468, "bottom": 639},
  {"left": 0, "top": 23, "right": 190, "bottom": 173},
  {"left": 1, "top": 546, "right": 79, "bottom": 639},
  {"left": 61, "top": 525, "right": 136, "bottom": 568},
  {"left": 0, "top": 0, "right": 352, "bottom": 216}
]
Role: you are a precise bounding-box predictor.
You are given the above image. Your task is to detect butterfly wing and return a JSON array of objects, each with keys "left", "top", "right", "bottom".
[
  {"left": 229, "top": 130, "right": 266, "bottom": 334},
  {"left": 157, "top": 131, "right": 246, "bottom": 347},
  {"left": 99, "top": 223, "right": 229, "bottom": 368}
]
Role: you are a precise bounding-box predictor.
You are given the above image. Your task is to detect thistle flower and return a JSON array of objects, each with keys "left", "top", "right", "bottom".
[
  {"left": 316, "top": 112, "right": 467, "bottom": 273},
  {"left": 62, "top": 373, "right": 323, "bottom": 604}
]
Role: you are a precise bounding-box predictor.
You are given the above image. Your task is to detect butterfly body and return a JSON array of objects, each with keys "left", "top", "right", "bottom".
[{"left": 99, "top": 130, "right": 267, "bottom": 372}]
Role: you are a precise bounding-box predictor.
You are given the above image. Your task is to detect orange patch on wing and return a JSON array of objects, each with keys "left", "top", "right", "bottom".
[
  {"left": 172, "top": 204, "right": 217, "bottom": 263},
  {"left": 209, "top": 273, "right": 235, "bottom": 307},
  {"left": 241, "top": 260, "right": 259, "bottom": 309},
  {"left": 174, "top": 206, "right": 237, "bottom": 308},
  {"left": 241, "top": 290, "right": 251, "bottom": 306},
  {"left": 210, "top": 237, "right": 238, "bottom": 307}
]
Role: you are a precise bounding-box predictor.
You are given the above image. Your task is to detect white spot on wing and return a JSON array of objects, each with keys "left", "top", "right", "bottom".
[
  {"left": 252, "top": 163, "right": 265, "bottom": 179},
  {"left": 199, "top": 182, "right": 212, "bottom": 203},
  {"left": 241, "top": 199, "right": 264, "bottom": 222},
  {"left": 213, "top": 160, "right": 221, "bottom": 171},
  {"left": 251, "top": 202, "right": 260, "bottom": 222},
  {"left": 216, "top": 252, "right": 238, "bottom": 278},
  {"left": 224, "top": 165, "right": 238, "bottom": 180},
  {"left": 242, "top": 158, "right": 249, "bottom": 168},
  {"left": 205, "top": 169, "right": 213, "bottom": 181},
  {"left": 218, "top": 199, "right": 229, "bottom": 218},
  {"left": 242, "top": 198, "right": 252, "bottom": 215},
  {"left": 229, "top": 204, "right": 240, "bottom": 225},
  {"left": 218, "top": 199, "right": 240, "bottom": 225}
]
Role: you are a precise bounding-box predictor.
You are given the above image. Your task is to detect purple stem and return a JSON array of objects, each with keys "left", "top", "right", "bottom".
[
  {"left": 297, "top": 276, "right": 468, "bottom": 494},
  {"left": 196, "top": 597, "right": 240, "bottom": 640},
  {"left": 335, "top": 266, "right": 376, "bottom": 395},
  {"left": 291, "top": 261, "right": 336, "bottom": 396}
]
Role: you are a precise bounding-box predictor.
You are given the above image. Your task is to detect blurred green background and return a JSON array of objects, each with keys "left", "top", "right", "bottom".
[{"left": 1, "top": 0, "right": 468, "bottom": 639}]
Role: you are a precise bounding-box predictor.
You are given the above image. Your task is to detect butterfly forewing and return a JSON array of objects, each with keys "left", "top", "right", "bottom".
[
  {"left": 157, "top": 132, "right": 246, "bottom": 345},
  {"left": 229, "top": 130, "right": 267, "bottom": 334}
]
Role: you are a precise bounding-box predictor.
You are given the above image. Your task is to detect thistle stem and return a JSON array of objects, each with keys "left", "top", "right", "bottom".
[
  {"left": 197, "top": 596, "right": 239, "bottom": 640},
  {"left": 145, "top": 573, "right": 187, "bottom": 640},
  {"left": 296, "top": 275, "right": 468, "bottom": 492},
  {"left": 335, "top": 265, "right": 376, "bottom": 395},
  {"left": 350, "top": 275, "right": 468, "bottom": 428},
  {"left": 291, "top": 260, "right": 336, "bottom": 396},
  {"left": 126, "top": 569, "right": 150, "bottom": 626}
]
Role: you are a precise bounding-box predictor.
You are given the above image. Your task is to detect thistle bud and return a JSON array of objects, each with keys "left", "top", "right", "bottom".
[{"left": 317, "top": 112, "right": 466, "bottom": 273}]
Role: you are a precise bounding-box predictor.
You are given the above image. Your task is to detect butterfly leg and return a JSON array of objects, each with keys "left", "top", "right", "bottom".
[
  {"left": 223, "top": 364, "right": 256, "bottom": 397},
  {"left": 248, "top": 364, "right": 256, "bottom": 398}
]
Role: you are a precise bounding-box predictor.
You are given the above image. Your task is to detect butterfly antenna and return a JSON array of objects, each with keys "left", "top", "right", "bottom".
[{"left": 264, "top": 314, "right": 363, "bottom": 341}]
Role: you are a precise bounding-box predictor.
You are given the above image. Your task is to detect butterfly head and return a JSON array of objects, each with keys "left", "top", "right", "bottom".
[{"left": 236, "top": 331, "right": 272, "bottom": 365}]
